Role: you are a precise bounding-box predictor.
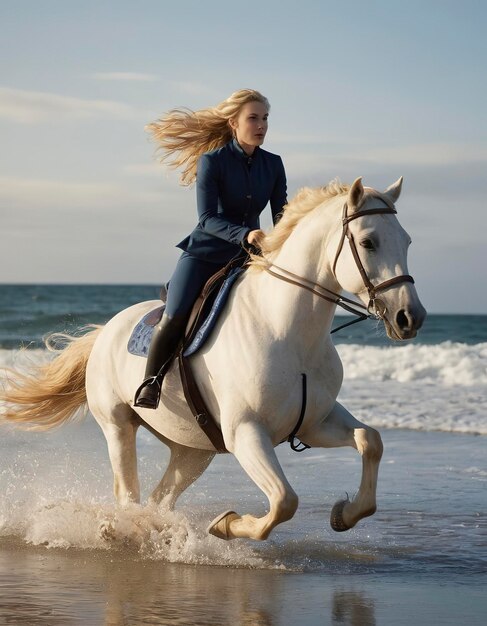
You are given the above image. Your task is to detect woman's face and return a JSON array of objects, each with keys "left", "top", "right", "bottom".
[{"left": 230, "top": 101, "right": 269, "bottom": 153}]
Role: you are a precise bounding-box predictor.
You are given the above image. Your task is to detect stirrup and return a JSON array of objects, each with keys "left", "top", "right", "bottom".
[{"left": 134, "top": 376, "right": 162, "bottom": 409}]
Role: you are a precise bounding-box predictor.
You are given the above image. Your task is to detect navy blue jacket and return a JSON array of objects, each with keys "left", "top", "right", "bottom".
[{"left": 177, "top": 139, "right": 287, "bottom": 264}]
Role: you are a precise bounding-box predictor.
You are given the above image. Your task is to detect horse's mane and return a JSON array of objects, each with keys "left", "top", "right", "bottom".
[{"left": 251, "top": 178, "right": 349, "bottom": 268}]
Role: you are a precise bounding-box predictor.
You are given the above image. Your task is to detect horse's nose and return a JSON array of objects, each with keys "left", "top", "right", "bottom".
[{"left": 396, "top": 305, "right": 426, "bottom": 333}]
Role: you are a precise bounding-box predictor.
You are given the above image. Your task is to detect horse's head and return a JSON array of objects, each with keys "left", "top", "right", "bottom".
[{"left": 331, "top": 177, "right": 426, "bottom": 340}]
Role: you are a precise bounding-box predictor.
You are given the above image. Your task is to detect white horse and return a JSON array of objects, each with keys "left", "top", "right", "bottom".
[{"left": 0, "top": 177, "right": 425, "bottom": 541}]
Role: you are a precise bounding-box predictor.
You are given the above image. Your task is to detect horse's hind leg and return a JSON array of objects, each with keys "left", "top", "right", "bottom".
[
  {"left": 91, "top": 403, "right": 141, "bottom": 505},
  {"left": 302, "top": 401, "right": 383, "bottom": 532},
  {"left": 208, "top": 422, "right": 298, "bottom": 541},
  {"left": 148, "top": 442, "right": 215, "bottom": 510}
]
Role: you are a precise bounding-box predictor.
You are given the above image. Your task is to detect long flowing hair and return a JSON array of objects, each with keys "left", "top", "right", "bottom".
[{"left": 146, "top": 89, "right": 270, "bottom": 185}]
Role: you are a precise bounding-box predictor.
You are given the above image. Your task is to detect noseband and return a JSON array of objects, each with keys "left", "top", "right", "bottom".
[{"left": 264, "top": 193, "right": 415, "bottom": 333}]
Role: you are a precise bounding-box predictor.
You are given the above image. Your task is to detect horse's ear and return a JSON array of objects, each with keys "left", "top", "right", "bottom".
[
  {"left": 384, "top": 177, "right": 403, "bottom": 204},
  {"left": 348, "top": 177, "right": 364, "bottom": 211}
]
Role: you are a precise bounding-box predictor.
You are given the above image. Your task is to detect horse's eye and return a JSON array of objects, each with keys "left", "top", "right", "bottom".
[{"left": 360, "top": 238, "right": 375, "bottom": 250}]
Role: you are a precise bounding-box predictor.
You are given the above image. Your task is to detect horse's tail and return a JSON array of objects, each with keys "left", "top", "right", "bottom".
[{"left": 0, "top": 325, "right": 103, "bottom": 431}]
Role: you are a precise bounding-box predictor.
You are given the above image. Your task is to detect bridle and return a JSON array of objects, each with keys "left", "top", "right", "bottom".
[
  {"left": 332, "top": 194, "right": 415, "bottom": 316},
  {"left": 264, "top": 193, "right": 415, "bottom": 334}
]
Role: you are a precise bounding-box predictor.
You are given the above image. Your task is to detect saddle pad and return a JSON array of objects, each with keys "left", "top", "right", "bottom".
[
  {"left": 127, "top": 267, "right": 245, "bottom": 359},
  {"left": 127, "top": 305, "right": 165, "bottom": 357},
  {"left": 184, "top": 267, "right": 244, "bottom": 357}
]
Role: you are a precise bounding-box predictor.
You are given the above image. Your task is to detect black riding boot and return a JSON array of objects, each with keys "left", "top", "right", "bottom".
[{"left": 133, "top": 313, "right": 187, "bottom": 409}]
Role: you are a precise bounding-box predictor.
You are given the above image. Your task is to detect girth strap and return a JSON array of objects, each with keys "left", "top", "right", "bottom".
[{"left": 178, "top": 351, "right": 227, "bottom": 453}]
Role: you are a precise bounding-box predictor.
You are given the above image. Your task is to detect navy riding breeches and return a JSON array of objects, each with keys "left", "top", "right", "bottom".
[{"left": 164, "top": 252, "right": 223, "bottom": 320}]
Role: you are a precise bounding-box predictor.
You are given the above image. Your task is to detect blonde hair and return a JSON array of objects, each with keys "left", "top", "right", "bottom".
[{"left": 146, "top": 89, "right": 270, "bottom": 185}]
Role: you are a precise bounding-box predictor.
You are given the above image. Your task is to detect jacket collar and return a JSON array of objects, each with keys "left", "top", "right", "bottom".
[{"left": 230, "top": 138, "right": 260, "bottom": 160}]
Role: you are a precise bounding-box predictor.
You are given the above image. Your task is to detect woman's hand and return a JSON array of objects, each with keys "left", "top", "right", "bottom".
[{"left": 246, "top": 229, "right": 265, "bottom": 248}]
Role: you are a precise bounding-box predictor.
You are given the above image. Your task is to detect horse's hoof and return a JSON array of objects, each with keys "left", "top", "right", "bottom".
[
  {"left": 99, "top": 521, "right": 117, "bottom": 542},
  {"left": 207, "top": 510, "right": 239, "bottom": 540},
  {"left": 330, "top": 498, "right": 352, "bottom": 532}
]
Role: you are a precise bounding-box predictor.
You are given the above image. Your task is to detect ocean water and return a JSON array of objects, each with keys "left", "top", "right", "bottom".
[
  {"left": 0, "top": 285, "right": 486, "bottom": 624},
  {"left": 1, "top": 284, "right": 486, "bottom": 349}
]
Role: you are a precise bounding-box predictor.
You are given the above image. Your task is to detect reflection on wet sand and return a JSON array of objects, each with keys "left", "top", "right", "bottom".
[
  {"left": 103, "top": 556, "right": 278, "bottom": 625},
  {"left": 0, "top": 542, "right": 381, "bottom": 626},
  {"left": 332, "top": 591, "right": 376, "bottom": 626},
  {"left": 1, "top": 543, "right": 284, "bottom": 625}
]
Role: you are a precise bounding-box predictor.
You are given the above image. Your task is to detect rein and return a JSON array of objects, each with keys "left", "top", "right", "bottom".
[
  {"left": 264, "top": 196, "right": 415, "bottom": 333},
  {"left": 264, "top": 265, "right": 372, "bottom": 333}
]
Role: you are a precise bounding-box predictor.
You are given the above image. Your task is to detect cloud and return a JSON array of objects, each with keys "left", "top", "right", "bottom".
[
  {"left": 358, "top": 143, "right": 487, "bottom": 167},
  {"left": 0, "top": 176, "right": 162, "bottom": 211},
  {"left": 123, "top": 162, "right": 165, "bottom": 177},
  {"left": 122, "top": 162, "right": 189, "bottom": 191},
  {"left": 0, "top": 87, "right": 136, "bottom": 124},
  {"left": 169, "top": 81, "right": 220, "bottom": 99},
  {"left": 92, "top": 72, "right": 159, "bottom": 82},
  {"left": 279, "top": 143, "right": 487, "bottom": 200},
  {"left": 0, "top": 170, "right": 194, "bottom": 228},
  {"left": 278, "top": 139, "right": 487, "bottom": 168}
]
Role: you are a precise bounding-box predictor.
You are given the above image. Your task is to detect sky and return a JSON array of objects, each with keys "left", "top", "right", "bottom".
[{"left": 0, "top": 0, "right": 486, "bottom": 313}]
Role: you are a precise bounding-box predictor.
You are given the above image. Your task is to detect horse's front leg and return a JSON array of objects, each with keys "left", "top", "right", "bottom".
[
  {"left": 301, "top": 401, "right": 383, "bottom": 532},
  {"left": 208, "top": 421, "right": 298, "bottom": 541}
]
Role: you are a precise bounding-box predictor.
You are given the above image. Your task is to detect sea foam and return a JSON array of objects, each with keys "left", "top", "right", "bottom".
[
  {"left": 336, "top": 341, "right": 487, "bottom": 387},
  {"left": 1, "top": 343, "right": 486, "bottom": 434},
  {"left": 2, "top": 342, "right": 486, "bottom": 385}
]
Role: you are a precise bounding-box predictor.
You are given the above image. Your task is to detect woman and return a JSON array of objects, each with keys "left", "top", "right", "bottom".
[{"left": 134, "top": 89, "right": 287, "bottom": 409}]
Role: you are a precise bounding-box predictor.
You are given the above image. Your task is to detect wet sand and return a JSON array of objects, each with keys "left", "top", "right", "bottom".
[{"left": 0, "top": 538, "right": 485, "bottom": 625}]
